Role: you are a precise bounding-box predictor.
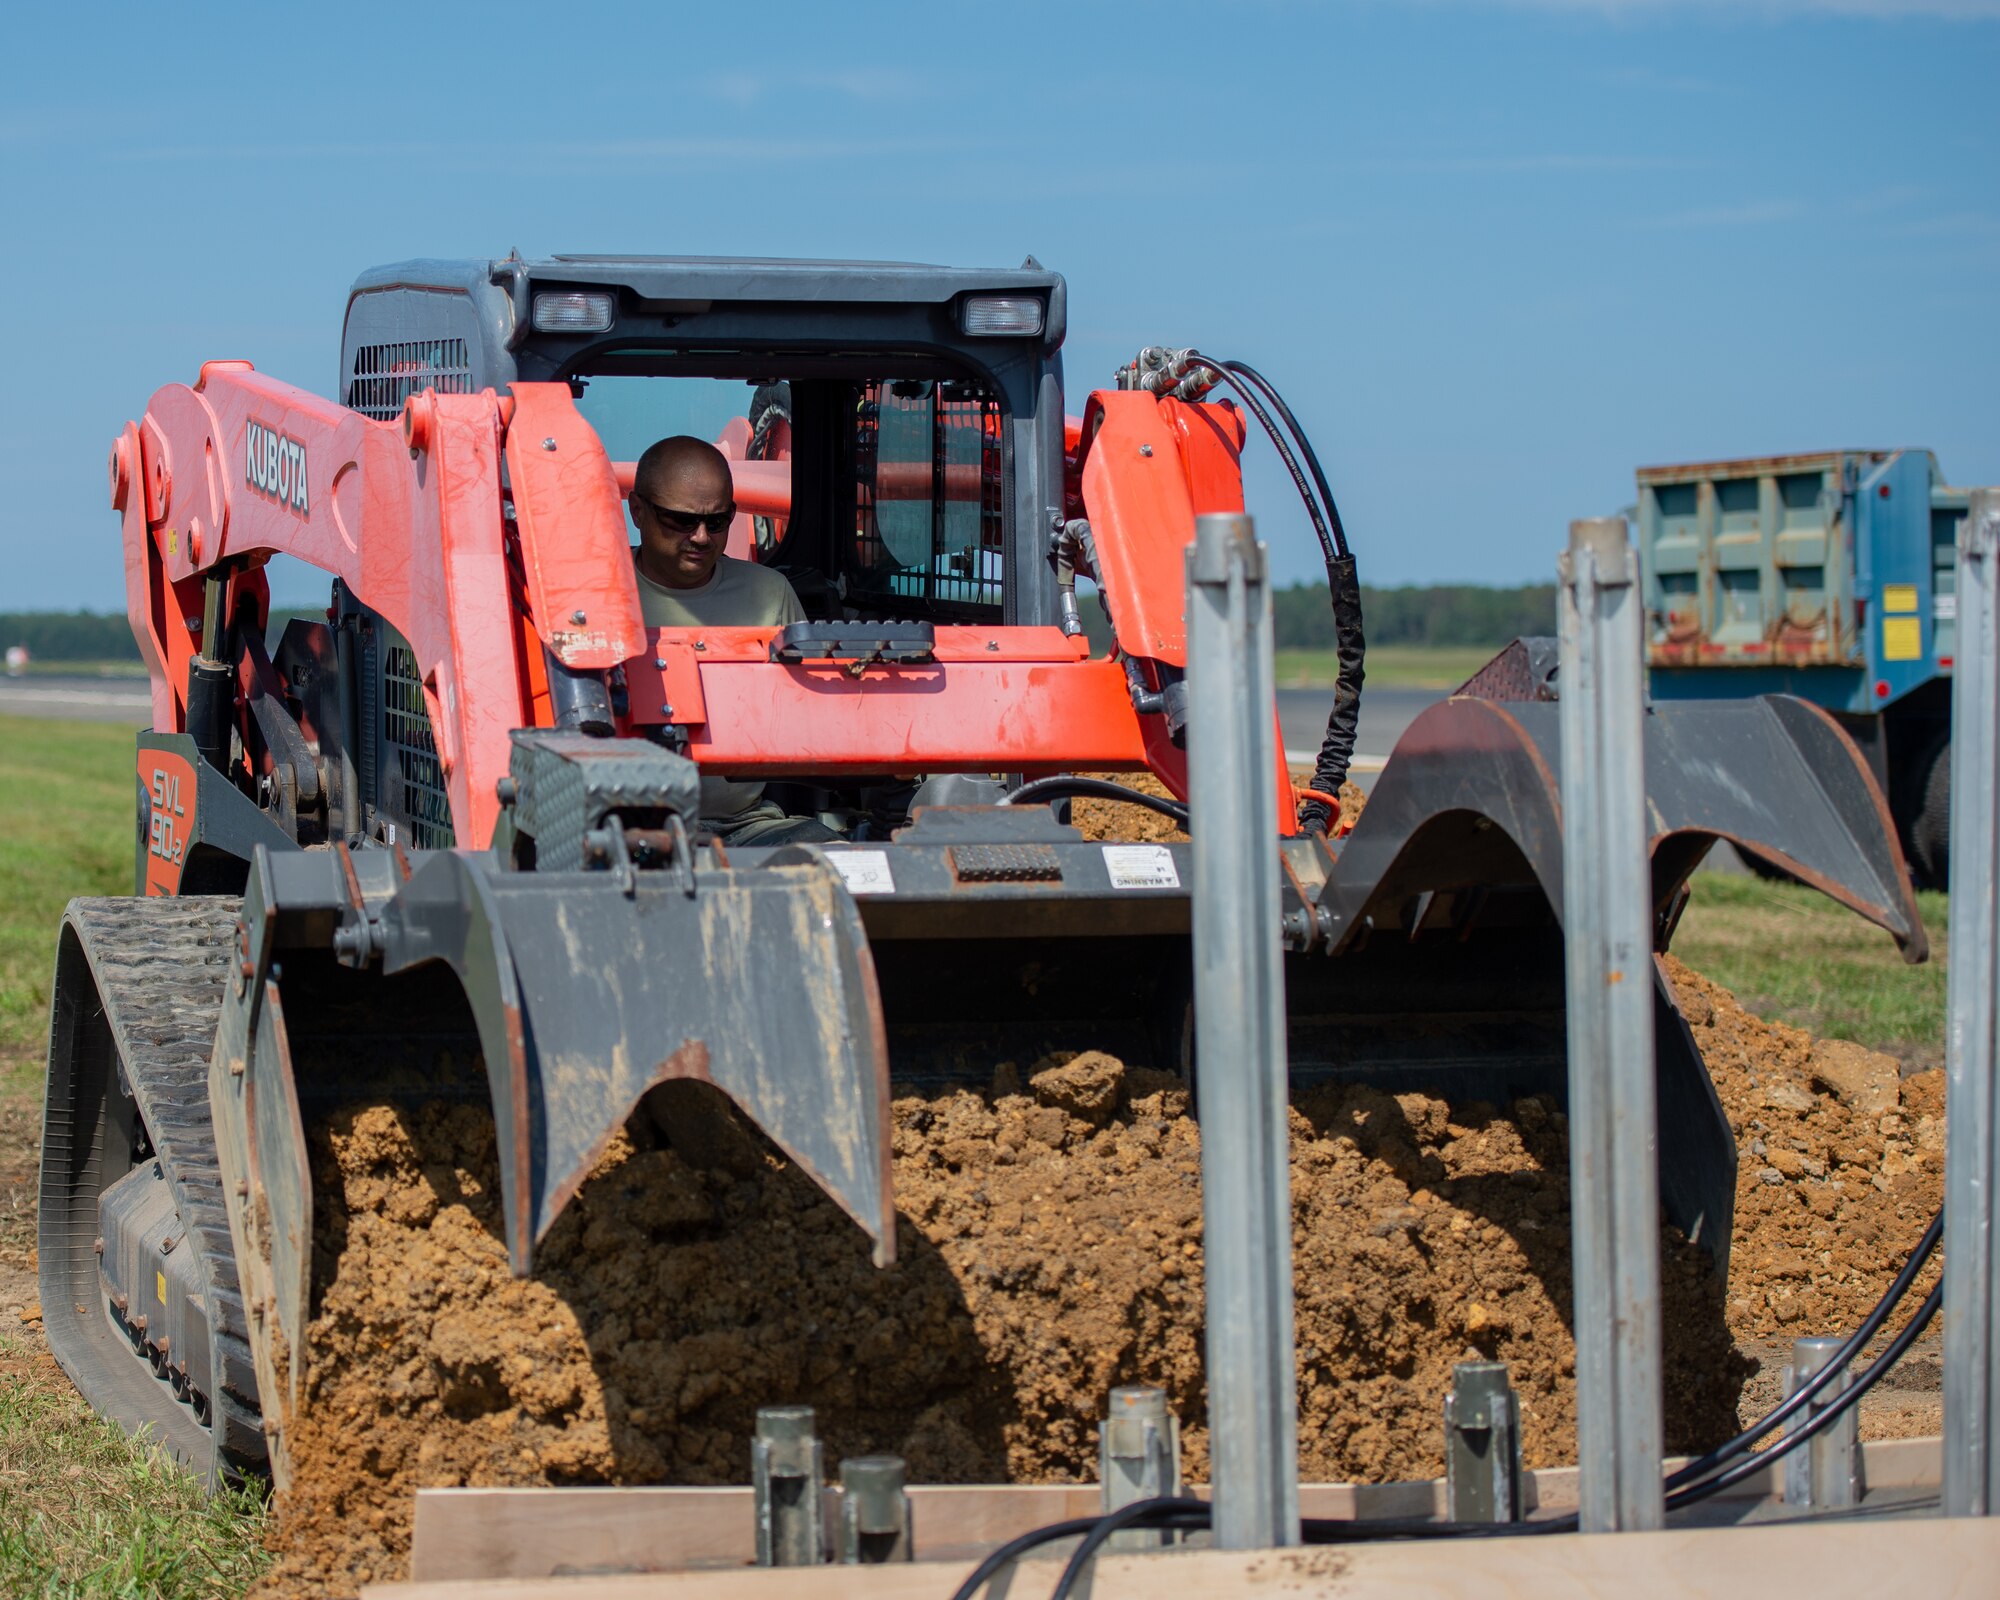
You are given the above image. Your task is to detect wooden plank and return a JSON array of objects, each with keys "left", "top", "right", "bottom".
[
  {"left": 408, "top": 1438, "right": 1942, "bottom": 1582},
  {"left": 369, "top": 1514, "right": 1997, "bottom": 1600}
]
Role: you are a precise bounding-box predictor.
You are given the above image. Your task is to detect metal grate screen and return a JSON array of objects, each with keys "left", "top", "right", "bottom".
[
  {"left": 850, "top": 379, "right": 1004, "bottom": 615},
  {"left": 347, "top": 339, "right": 474, "bottom": 421},
  {"left": 381, "top": 640, "right": 455, "bottom": 848}
]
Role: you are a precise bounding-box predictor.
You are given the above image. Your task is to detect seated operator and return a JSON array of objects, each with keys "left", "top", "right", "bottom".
[{"left": 630, "top": 434, "right": 836, "bottom": 846}]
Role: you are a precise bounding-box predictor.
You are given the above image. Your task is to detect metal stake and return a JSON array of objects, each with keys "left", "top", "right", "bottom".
[
  {"left": 1782, "top": 1336, "right": 1860, "bottom": 1510},
  {"left": 1445, "top": 1361, "right": 1522, "bottom": 1523},
  {"left": 836, "top": 1455, "right": 913, "bottom": 1564},
  {"left": 1946, "top": 488, "right": 2000, "bottom": 1518},
  {"left": 1557, "top": 517, "right": 1665, "bottom": 1532},
  {"left": 751, "top": 1405, "right": 824, "bottom": 1566},
  {"left": 1186, "top": 510, "right": 1301, "bottom": 1550},
  {"left": 1101, "top": 1386, "right": 1183, "bottom": 1549}
]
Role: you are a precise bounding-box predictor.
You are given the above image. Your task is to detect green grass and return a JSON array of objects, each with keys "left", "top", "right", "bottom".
[
  {"left": 1275, "top": 644, "right": 1497, "bottom": 691},
  {"left": 0, "top": 717, "right": 268, "bottom": 1595},
  {"left": 0, "top": 1330, "right": 269, "bottom": 1598},
  {"left": 1673, "top": 870, "right": 1948, "bottom": 1064},
  {"left": 0, "top": 715, "right": 135, "bottom": 1090}
]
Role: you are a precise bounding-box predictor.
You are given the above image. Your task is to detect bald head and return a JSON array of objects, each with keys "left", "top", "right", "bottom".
[
  {"left": 634, "top": 435, "right": 732, "bottom": 503},
  {"left": 631, "top": 435, "right": 737, "bottom": 590}
]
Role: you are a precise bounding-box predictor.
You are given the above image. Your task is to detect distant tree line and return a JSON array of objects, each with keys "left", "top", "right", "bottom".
[
  {"left": 1082, "top": 581, "right": 1556, "bottom": 653},
  {"left": 0, "top": 611, "right": 143, "bottom": 661},
  {"left": 9, "top": 585, "right": 1556, "bottom": 663},
  {"left": 0, "top": 610, "right": 323, "bottom": 661}
]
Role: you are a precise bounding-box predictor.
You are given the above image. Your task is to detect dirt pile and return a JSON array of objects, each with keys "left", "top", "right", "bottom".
[
  {"left": 1662, "top": 956, "right": 1944, "bottom": 1342},
  {"left": 257, "top": 1051, "right": 1736, "bottom": 1595},
  {"left": 254, "top": 958, "right": 1946, "bottom": 1597},
  {"left": 1068, "top": 771, "right": 1366, "bottom": 843}
]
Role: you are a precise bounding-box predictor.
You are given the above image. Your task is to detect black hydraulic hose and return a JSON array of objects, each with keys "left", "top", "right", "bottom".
[
  {"left": 1176, "top": 353, "right": 1364, "bottom": 826},
  {"left": 1002, "top": 774, "right": 1190, "bottom": 830},
  {"left": 1666, "top": 1206, "right": 1942, "bottom": 1489},
  {"left": 1177, "top": 356, "right": 1336, "bottom": 565},
  {"left": 1219, "top": 358, "right": 1350, "bottom": 561}
]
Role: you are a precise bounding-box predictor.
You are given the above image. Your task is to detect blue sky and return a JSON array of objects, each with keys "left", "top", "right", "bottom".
[{"left": 1, "top": 0, "right": 1993, "bottom": 608}]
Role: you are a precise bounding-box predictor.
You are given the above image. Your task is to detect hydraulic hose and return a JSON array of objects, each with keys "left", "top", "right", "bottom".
[
  {"left": 1002, "top": 774, "right": 1190, "bottom": 830},
  {"left": 1173, "top": 353, "right": 1364, "bottom": 831}
]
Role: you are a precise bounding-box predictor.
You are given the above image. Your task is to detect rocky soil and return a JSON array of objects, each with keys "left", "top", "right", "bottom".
[{"left": 255, "top": 942, "right": 1958, "bottom": 1598}]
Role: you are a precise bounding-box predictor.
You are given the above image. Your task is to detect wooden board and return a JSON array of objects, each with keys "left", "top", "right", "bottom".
[
  {"left": 404, "top": 1438, "right": 1941, "bottom": 1583},
  {"left": 370, "top": 1512, "right": 1995, "bottom": 1600}
]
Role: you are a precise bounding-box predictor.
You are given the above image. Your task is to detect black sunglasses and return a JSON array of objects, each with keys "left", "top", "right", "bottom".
[{"left": 641, "top": 497, "right": 735, "bottom": 536}]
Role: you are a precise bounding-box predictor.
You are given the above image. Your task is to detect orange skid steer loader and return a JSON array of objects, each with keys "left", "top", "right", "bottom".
[{"left": 39, "top": 254, "right": 1924, "bottom": 1486}]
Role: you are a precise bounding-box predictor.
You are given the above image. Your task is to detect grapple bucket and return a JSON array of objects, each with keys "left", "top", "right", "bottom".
[
  {"left": 208, "top": 840, "right": 892, "bottom": 1482},
  {"left": 1290, "top": 657, "right": 1926, "bottom": 1277}
]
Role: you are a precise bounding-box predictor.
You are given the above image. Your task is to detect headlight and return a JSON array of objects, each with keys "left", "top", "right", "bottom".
[
  {"left": 960, "top": 295, "right": 1044, "bottom": 336},
  {"left": 532, "top": 291, "right": 616, "bottom": 333}
]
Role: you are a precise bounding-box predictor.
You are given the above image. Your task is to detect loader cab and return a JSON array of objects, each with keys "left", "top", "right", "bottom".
[
  {"left": 339, "top": 255, "right": 1071, "bottom": 628},
  {"left": 571, "top": 370, "right": 1008, "bottom": 626}
]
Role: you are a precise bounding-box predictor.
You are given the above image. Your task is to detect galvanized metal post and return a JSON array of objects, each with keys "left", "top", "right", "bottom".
[
  {"left": 1445, "top": 1361, "right": 1523, "bottom": 1523},
  {"left": 1557, "top": 517, "right": 1665, "bottom": 1532},
  {"left": 751, "top": 1405, "right": 824, "bottom": 1566},
  {"left": 1101, "top": 1385, "right": 1182, "bottom": 1549},
  {"left": 1782, "top": 1336, "right": 1860, "bottom": 1509},
  {"left": 1186, "top": 511, "right": 1301, "bottom": 1550},
  {"left": 1945, "top": 488, "right": 2000, "bottom": 1518},
  {"left": 836, "top": 1456, "right": 913, "bottom": 1564}
]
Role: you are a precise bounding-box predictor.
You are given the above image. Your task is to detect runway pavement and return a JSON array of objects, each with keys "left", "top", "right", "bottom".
[
  {"left": 1278, "top": 685, "right": 1443, "bottom": 788},
  {"left": 1, "top": 675, "right": 1450, "bottom": 788},
  {"left": 0, "top": 674, "right": 153, "bottom": 725}
]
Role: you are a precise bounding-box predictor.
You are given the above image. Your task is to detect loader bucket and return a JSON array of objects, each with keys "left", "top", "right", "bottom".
[
  {"left": 1290, "top": 680, "right": 1927, "bottom": 1279},
  {"left": 208, "top": 843, "right": 892, "bottom": 1473}
]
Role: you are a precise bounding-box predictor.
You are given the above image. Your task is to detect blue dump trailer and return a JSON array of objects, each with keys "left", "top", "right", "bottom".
[{"left": 1636, "top": 449, "right": 1971, "bottom": 888}]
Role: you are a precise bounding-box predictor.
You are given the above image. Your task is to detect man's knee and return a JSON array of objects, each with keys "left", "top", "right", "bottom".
[{"left": 749, "top": 816, "right": 840, "bottom": 846}]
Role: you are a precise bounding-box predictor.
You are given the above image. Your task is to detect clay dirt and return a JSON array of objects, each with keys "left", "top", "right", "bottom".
[{"left": 253, "top": 955, "right": 1943, "bottom": 1596}]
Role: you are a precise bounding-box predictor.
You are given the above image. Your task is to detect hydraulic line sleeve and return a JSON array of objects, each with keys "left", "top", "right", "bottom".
[{"left": 1299, "top": 553, "right": 1366, "bottom": 835}]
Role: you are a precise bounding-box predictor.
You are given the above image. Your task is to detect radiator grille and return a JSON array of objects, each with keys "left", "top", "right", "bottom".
[
  {"left": 381, "top": 641, "right": 455, "bottom": 849},
  {"left": 347, "top": 338, "right": 474, "bottom": 422}
]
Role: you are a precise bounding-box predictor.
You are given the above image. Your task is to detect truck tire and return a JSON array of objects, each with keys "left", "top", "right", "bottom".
[{"left": 1908, "top": 735, "right": 1950, "bottom": 891}]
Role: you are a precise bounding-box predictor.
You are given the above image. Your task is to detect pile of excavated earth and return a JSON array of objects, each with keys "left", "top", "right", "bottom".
[
  {"left": 242, "top": 777, "right": 1948, "bottom": 1593},
  {"left": 253, "top": 939, "right": 1946, "bottom": 1597}
]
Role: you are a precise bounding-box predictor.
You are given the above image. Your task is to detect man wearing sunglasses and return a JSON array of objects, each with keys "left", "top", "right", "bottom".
[{"left": 630, "top": 434, "right": 832, "bottom": 844}]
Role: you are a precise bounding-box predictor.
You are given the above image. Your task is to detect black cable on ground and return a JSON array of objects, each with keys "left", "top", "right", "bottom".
[
  {"left": 1001, "top": 774, "right": 1190, "bottom": 829},
  {"left": 946, "top": 1516, "right": 1101, "bottom": 1600},
  {"left": 1048, "top": 1499, "right": 1214, "bottom": 1600},
  {"left": 1667, "top": 1281, "right": 1942, "bottom": 1509},
  {"left": 961, "top": 1232, "right": 1941, "bottom": 1595},
  {"left": 1667, "top": 1206, "right": 1941, "bottom": 1490}
]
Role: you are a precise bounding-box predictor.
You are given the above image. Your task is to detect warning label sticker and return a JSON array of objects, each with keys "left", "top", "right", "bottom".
[
  {"left": 828, "top": 849, "right": 896, "bottom": 895},
  {"left": 1102, "top": 844, "right": 1180, "bottom": 890},
  {"left": 1882, "top": 617, "right": 1923, "bottom": 662}
]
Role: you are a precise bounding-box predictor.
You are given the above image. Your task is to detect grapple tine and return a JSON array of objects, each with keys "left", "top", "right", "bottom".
[
  {"left": 1322, "top": 693, "right": 1926, "bottom": 960},
  {"left": 377, "top": 851, "right": 895, "bottom": 1272}
]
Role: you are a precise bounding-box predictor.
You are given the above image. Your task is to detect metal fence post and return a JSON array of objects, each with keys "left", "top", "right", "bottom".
[
  {"left": 1187, "top": 511, "right": 1301, "bottom": 1550},
  {"left": 1945, "top": 488, "right": 2000, "bottom": 1518},
  {"left": 1557, "top": 517, "right": 1665, "bottom": 1532}
]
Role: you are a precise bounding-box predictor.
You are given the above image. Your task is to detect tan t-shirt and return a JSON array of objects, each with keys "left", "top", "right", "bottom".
[{"left": 634, "top": 553, "right": 805, "bottom": 820}]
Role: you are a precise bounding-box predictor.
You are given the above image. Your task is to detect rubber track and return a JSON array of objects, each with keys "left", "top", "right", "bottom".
[{"left": 65, "top": 897, "right": 264, "bottom": 1476}]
